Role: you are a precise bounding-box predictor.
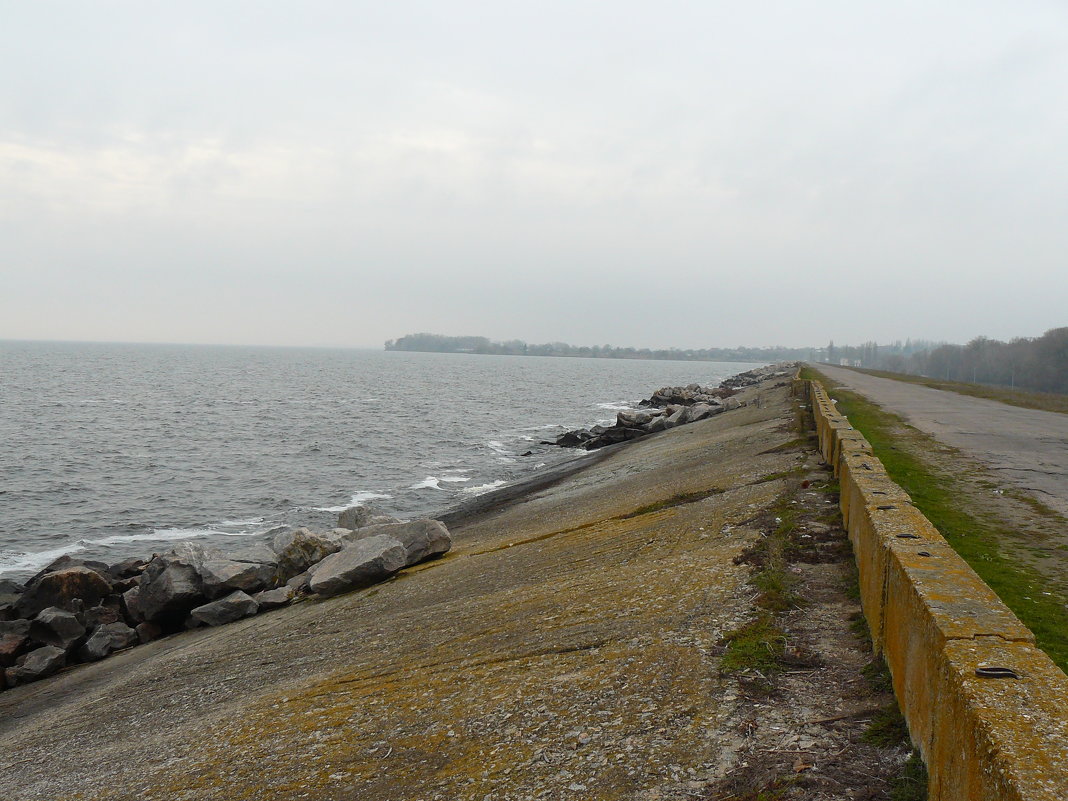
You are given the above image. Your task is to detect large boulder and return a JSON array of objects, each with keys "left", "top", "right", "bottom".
[
  {"left": 133, "top": 544, "right": 209, "bottom": 624},
  {"left": 616, "top": 409, "right": 660, "bottom": 428},
  {"left": 0, "top": 632, "right": 29, "bottom": 667},
  {"left": 0, "top": 579, "right": 25, "bottom": 607},
  {"left": 189, "top": 591, "right": 259, "bottom": 627},
  {"left": 337, "top": 506, "right": 400, "bottom": 530},
  {"left": 79, "top": 622, "right": 138, "bottom": 662},
  {"left": 252, "top": 585, "right": 295, "bottom": 610},
  {"left": 308, "top": 535, "right": 407, "bottom": 597},
  {"left": 29, "top": 556, "right": 112, "bottom": 585},
  {"left": 14, "top": 566, "right": 112, "bottom": 619},
  {"left": 28, "top": 607, "right": 86, "bottom": 652},
  {"left": 272, "top": 528, "right": 343, "bottom": 581},
  {"left": 198, "top": 558, "right": 277, "bottom": 600},
  {"left": 342, "top": 520, "right": 452, "bottom": 566},
  {"left": 5, "top": 645, "right": 66, "bottom": 686}
]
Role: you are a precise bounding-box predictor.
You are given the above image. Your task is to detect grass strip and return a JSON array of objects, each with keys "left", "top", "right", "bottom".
[{"left": 802, "top": 366, "right": 1068, "bottom": 670}]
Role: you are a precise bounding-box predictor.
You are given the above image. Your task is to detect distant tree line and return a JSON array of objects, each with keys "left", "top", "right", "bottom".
[
  {"left": 384, "top": 333, "right": 811, "bottom": 363},
  {"left": 823, "top": 328, "right": 1068, "bottom": 395}
]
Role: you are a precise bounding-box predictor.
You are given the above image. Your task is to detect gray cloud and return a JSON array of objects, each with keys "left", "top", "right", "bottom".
[{"left": 2, "top": 1, "right": 1066, "bottom": 348}]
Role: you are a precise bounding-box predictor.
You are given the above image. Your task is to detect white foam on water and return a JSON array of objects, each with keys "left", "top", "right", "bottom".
[
  {"left": 409, "top": 477, "right": 445, "bottom": 491},
  {"left": 94, "top": 528, "right": 218, "bottom": 546},
  {"left": 596, "top": 402, "right": 634, "bottom": 411},
  {"left": 313, "top": 490, "right": 393, "bottom": 513},
  {"left": 219, "top": 516, "right": 266, "bottom": 527},
  {"left": 0, "top": 543, "right": 88, "bottom": 576},
  {"left": 437, "top": 473, "right": 470, "bottom": 483},
  {"left": 462, "top": 480, "right": 507, "bottom": 495}
]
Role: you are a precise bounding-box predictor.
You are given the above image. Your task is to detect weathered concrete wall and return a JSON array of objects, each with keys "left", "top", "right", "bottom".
[{"left": 800, "top": 376, "right": 1068, "bottom": 801}]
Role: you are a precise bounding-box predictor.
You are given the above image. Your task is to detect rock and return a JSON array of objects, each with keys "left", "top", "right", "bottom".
[
  {"left": 664, "top": 406, "right": 691, "bottom": 428},
  {"left": 6, "top": 645, "right": 66, "bottom": 686},
  {"left": 107, "top": 557, "right": 147, "bottom": 580},
  {"left": 337, "top": 506, "right": 401, "bottom": 530},
  {"left": 0, "top": 619, "right": 30, "bottom": 637},
  {"left": 252, "top": 585, "right": 295, "bottom": 610},
  {"left": 285, "top": 571, "right": 312, "bottom": 593},
  {"left": 341, "top": 520, "right": 452, "bottom": 566},
  {"left": 0, "top": 579, "right": 25, "bottom": 607},
  {"left": 29, "top": 555, "right": 111, "bottom": 585},
  {"left": 79, "top": 622, "right": 138, "bottom": 661},
  {"left": 111, "top": 576, "right": 140, "bottom": 593},
  {"left": 134, "top": 545, "right": 209, "bottom": 624},
  {"left": 0, "top": 632, "right": 29, "bottom": 667},
  {"left": 687, "top": 402, "right": 723, "bottom": 423},
  {"left": 28, "top": 607, "right": 86, "bottom": 652},
  {"left": 272, "top": 528, "right": 343, "bottom": 581},
  {"left": 190, "top": 591, "right": 259, "bottom": 627},
  {"left": 616, "top": 409, "right": 660, "bottom": 428},
  {"left": 135, "top": 621, "right": 163, "bottom": 644},
  {"left": 308, "top": 535, "right": 407, "bottom": 597},
  {"left": 14, "top": 566, "right": 113, "bottom": 619},
  {"left": 555, "top": 430, "right": 592, "bottom": 448},
  {"left": 198, "top": 558, "right": 277, "bottom": 600},
  {"left": 644, "top": 416, "right": 669, "bottom": 434},
  {"left": 83, "top": 604, "right": 123, "bottom": 628}
]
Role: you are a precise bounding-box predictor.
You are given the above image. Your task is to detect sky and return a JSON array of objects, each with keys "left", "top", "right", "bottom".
[{"left": 2, "top": 1, "right": 1066, "bottom": 350}]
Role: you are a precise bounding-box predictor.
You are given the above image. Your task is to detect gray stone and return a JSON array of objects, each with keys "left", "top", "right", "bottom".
[
  {"left": 341, "top": 520, "right": 452, "bottom": 566},
  {"left": 190, "top": 590, "right": 259, "bottom": 627},
  {"left": 15, "top": 566, "right": 113, "bottom": 619},
  {"left": 0, "top": 579, "right": 24, "bottom": 608},
  {"left": 308, "top": 535, "right": 407, "bottom": 597},
  {"left": 134, "top": 545, "right": 209, "bottom": 623},
  {"left": 252, "top": 585, "right": 295, "bottom": 610},
  {"left": 0, "top": 619, "right": 30, "bottom": 637},
  {"left": 6, "top": 645, "right": 66, "bottom": 686},
  {"left": 83, "top": 604, "right": 123, "bottom": 629},
  {"left": 0, "top": 632, "right": 28, "bottom": 667},
  {"left": 135, "top": 621, "right": 163, "bottom": 644},
  {"left": 271, "top": 528, "right": 343, "bottom": 581},
  {"left": 199, "top": 558, "right": 277, "bottom": 599},
  {"left": 616, "top": 409, "right": 659, "bottom": 428},
  {"left": 29, "top": 607, "right": 86, "bottom": 651},
  {"left": 337, "top": 506, "right": 400, "bottom": 530},
  {"left": 79, "top": 622, "right": 138, "bottom": 661}
]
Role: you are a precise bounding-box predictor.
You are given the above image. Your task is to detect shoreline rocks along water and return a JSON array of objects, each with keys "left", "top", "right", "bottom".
[
  {"left": 0, "top": 363, "right": 791, "bottom": 693},
  {"left": 0, "top": 513, "right": 453, "bottom": 689}
]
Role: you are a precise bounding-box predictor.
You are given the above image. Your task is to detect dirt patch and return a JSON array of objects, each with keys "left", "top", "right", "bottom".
[{"left": 703, "top": 457, "right": 921, "bottom": 801}]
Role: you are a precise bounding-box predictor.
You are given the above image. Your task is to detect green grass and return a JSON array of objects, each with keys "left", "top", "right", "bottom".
[
  {"left": 719, "top": 614, "right": 787, "bottom": 673},
  {"left": 806, "top": 367, "right": 1068, "bottom": 671},
  {"left": 890, "top": 751, "right": 929, "bottom": 801},
  {"left": 862, "top": 703, "right": 910, "bottom": 747}
]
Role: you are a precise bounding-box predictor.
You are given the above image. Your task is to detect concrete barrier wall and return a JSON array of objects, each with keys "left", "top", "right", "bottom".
[{"left": 800, "top": 377, "right": 1068, "bottom": 800}]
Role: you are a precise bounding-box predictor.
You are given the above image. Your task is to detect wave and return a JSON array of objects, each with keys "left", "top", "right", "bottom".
[
  {"left": 0, "top": 543, "right": 88, "bottom": 575},
  {"left": 313, "top": 490, "right": 393, "bottom": 513},
  {"left": 462, "top": 480, "right": 506, "bottom": 495},
  {"left": 596, "top": 402, "right": 635, "bottom": 411},
  {"left": 409, "top": 477, "right": 445, "bottom": 491}
]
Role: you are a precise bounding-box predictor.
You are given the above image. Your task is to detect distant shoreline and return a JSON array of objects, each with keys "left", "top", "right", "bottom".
[{"left": 385, "top": 333, "right": 808, "bottom": 363}]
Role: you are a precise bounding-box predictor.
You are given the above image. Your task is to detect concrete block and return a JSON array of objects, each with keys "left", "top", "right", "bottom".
[{"left": 928, "top": 639, "right": 1068, "bottom": 801}]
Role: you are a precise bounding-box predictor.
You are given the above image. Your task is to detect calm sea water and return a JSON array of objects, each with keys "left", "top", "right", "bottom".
[{"left": 0, "top": 341, "right": 764, "bottom": 579}]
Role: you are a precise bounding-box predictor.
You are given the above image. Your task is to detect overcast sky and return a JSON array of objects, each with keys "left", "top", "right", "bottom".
[{"left": 2, "top": 1, "right": 1066, "bottom": 350}]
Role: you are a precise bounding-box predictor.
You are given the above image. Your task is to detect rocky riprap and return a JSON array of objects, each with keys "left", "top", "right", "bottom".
[
  {"left": 0, "top": 510, "right": 451, "bottom": 690},
  {"left": 554, "top": 364, "right": 796, "bottom": 450}
]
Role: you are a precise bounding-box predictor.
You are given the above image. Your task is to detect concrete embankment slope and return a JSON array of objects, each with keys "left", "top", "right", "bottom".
[
  {"left": 0, "top": 379, "right": 802, "bottom": 800},
  {"left": 803, "top": 376, "right": 1068, "bottom": 800}
]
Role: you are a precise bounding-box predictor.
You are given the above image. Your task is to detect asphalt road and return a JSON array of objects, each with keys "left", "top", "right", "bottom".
[{"left": 815, "top": 364, "right": 1068, "bottom": 518}]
